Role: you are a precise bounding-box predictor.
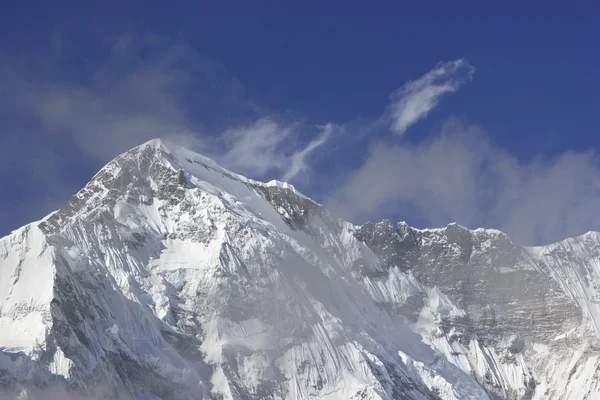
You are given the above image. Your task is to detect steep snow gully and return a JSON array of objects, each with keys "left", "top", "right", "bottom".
[{"left": 1, "top": 139, "right": 600, "bottom": 399}]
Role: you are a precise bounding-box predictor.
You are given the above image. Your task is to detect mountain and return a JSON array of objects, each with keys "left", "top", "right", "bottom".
[{"left": 1, "top": 139, "right": 599, "bottom": 399}]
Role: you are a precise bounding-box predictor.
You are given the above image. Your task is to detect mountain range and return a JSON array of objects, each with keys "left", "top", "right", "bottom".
[{"left": 1, "top": 139, "right": 599, "bottom": 399}]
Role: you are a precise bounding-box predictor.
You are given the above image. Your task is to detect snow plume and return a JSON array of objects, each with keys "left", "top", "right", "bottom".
[
  {"left": 386, "top": 59, "right": 475, "bottom": 136},
  {"left": 328, "top": 118, "right": 600, "bottom": 245}
]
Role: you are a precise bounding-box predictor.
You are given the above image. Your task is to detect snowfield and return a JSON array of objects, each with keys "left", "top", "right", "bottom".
[{"left": 1, "top": 139, "right": 599, "bottom": 399}]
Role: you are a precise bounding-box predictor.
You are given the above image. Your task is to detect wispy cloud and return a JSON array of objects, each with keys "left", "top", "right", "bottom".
[
  {"left": 386, "top": 59, "right": 475, "bottom": 136},
  {"left": 219, "top": 118, "right": 294, "bottom": 176},
  {"left": 1, "top": 31, "right": 248, "bottom": 161},
  {"left": 282, "top": 123, "right": 337, "bottom": 182},
  {"left": 213, "top": 118, "right": 337, "bottom": 183}
]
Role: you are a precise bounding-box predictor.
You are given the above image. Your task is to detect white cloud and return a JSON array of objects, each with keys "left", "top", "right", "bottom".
[
  {"left": 219, "top": 118, "right": 294, "bottom": 176},
  {"left": 387, "top": 59, "right": 475, "bottom": 135},
  {"left": 328, "top": 118, "right": 600, "bottom": 245},
  {"left": 282, "top": 123, "right": 337, "bottom": 182},
  {"left": 215, "top": 119, "right": 337, "bottom": 183}
]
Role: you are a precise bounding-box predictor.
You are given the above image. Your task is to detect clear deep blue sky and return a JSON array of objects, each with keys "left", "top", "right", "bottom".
[{"left": 1, "top": 2, "right": 600, "bottom": 243}]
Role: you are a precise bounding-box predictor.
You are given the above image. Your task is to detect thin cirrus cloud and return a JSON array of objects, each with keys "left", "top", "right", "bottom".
[
  {"left": 164, "top": 117, "right": 332, "bottom": 183},
  {"left": 218, "top": 117, "right": 295, "bottom": 177},
  {"left": 281, "top": 123, "right": 337, "bottom": 182},
  {"left": 386, "top": 59, "right": 475, "bottom": 136}
]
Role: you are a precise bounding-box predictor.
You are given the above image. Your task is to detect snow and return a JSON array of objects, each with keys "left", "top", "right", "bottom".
[
  {"left": 1, "top": 138, "right": 600, "bottom": 398},
  {"left": 527, "top": 232, "right": 600, "bottom": 335},
  {"left": 0, "top": 224, "right": 54, "bottom": 355},
  {"left": 48, "top": 347, "right": 73, "bottom": 378},
  {"left": 0, "top": 312, "right": 48, "bottom": 352}
]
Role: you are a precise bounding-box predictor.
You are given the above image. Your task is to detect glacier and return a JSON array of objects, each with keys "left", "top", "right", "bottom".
[{"left": 0, "top": 138, "right": 599, "bottom": 399}]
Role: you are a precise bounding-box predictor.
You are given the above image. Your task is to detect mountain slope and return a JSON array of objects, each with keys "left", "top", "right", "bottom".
[
  {"left": 0, "top": 139, "right": 599, "bottom": 399},
  {"left": 356, "top": 221, "right": 600, "bottom": 399}
]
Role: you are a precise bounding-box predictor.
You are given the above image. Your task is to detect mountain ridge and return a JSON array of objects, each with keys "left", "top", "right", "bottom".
[{"left": 1, "top": 139, "right": 600, "bottom": 399}]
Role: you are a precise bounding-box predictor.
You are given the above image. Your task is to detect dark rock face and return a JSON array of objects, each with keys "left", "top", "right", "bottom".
[
  {"left": 350, "top": 220, "right": 599, "bottom": 398},
  {"left": 354, "top": 221, "right": 419, "bottom": 272},
  {"left": 258, "top": 186, "right": 324, "bottom": 231},
  {"left": 177, "top": 170, "right": 188, "bottom": 187},
  {"left": 354, "top": 221, "right": 582, "bottom": 345}
]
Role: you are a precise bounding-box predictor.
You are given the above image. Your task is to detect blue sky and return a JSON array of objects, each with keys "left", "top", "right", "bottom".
[{"left": 1, "top": 2, "right": 600, "bottom": 244}]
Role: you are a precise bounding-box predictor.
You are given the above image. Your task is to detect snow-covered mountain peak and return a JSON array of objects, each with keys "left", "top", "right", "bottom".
[
  {"left": 3, "top": 140, "right": 600, "bottom": 399},
  {"left": 37, "top": 138, "right": 313, "bottom": 239}
]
